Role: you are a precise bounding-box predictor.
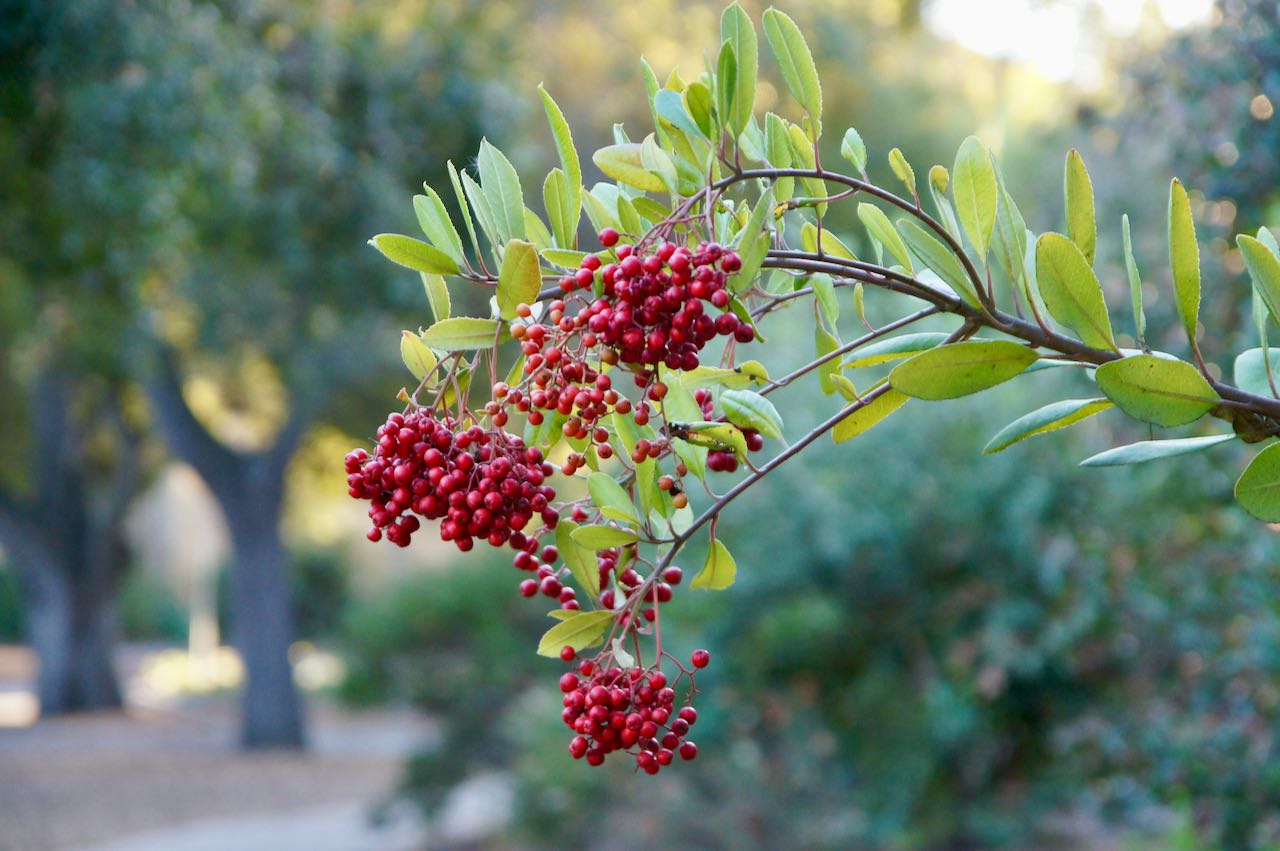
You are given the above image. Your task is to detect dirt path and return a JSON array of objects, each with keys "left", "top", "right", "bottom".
[{"left": 0, "top": 646, "right": 434, "bottom": 851}]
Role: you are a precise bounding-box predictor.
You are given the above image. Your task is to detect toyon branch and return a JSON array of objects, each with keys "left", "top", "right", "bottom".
[{"left": 348, "top": 3, "right": 1280, "bottom": 773}]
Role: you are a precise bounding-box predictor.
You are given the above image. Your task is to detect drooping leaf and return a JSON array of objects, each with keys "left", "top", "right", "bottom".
[
  {"left": 369, "top": 234, "right": 459, "bottom": 276},
  {"left": 832, "top": 386, "right": 908, "bottom": 442},
  {"left": 1064, "top": 149, "right": 1096, "bottom": 264},
  {"left": 1121, "top": 214, "right": 1146, "bottom": 347},
  {"left": 571, "top": 524, "right": 640, "bottom": 550},
  {"left": 842, "top": 332, "right": 952, "bottom": 368},
  {"left": 692, "top": 538, "right": 737, "bottom": 590},
  {"left": 952, "top": 135, "right": 998, "bottom": 259},
  {"left": 536, "top": 610, "right": 615, "bottom": 657},
  {"left": 857, "top": 203, "right": 912, "bottom": 272},
  {"left": 896, "top": 219, "right": 981, "bottom": 308},
  {"left": 593, "top": 144, "right": 668, "bottom": 193},
  {"left": 1034, "top": 232, "right": 1116, "bottom": 350},
  {"left": 413, "top": 187, "right": 466, "bottom": 266},
  {"left": 720, "top": 3, "right": 758, "bottom": 135},
  {"left": 841, "top": 127, "right": 867, "bottom": 173},
  {"left": 983, "top": 398, "right": 1112, "bottom": 455},
  {"left": 1233, "top": 348, "right": 1280, "bottom": 397},
  {"left": 762, "top": 8, "right": 822, "bottom": 139},
  {"left": 1236, "top": 442, "right": 1280, "bottom": 521},
  {"left": 889, "top": 340, "right": 1037, "bottom": 400},
  {"left": 721, "top": 388, "right": 783, "bottom": 439},
  {"left": 478, "top": 139, "right": 526, "bottom": 243},
  {"left": 556, "top": 520, "right": 601, "bottom": 598},
  {"left": 497, "top": 239, "right": 542, "bottom": 320},
  {"left": 1081, "top": 434, "right": 1235, "bottom": 467},
  {"left": 1168, "top": 178, "right": 1201, "bottom": 348},
  {"left": 400, "top": 331, "right": 438, "bottom": 383},
  {"left": 810, "top": 273, "right": 839, "bottom": 324},
  {"left": 586, "top": 472, "right": 642, "bottom": 526},
  {"left": 421, "top": 273, "right": 451, "bottom": 322},
  {"left": 420, "top": 317, "right": 504, "bottom": 351},
  {"left": 1094, "top": 354, "right": 1218, "bottom": 427}
]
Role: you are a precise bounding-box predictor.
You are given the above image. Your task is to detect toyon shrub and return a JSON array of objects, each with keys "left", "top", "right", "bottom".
[{"left": 351, "top": 4, "right": 1280, "bottom": 772}]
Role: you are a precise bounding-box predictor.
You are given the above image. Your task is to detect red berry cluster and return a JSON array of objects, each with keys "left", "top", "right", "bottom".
[
  {"left": 559, "top": 230, "right": 755, "bottom": 371},
  {"left": 559, "top": 657, "right": 706, "bottom": 773},
  {"left": 345, "top": 410, "right": 557, "bottom": 551}
]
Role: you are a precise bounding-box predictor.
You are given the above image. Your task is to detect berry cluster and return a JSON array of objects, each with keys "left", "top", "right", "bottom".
[
  {"left": 560, "top": 230, "right": 755, "bottom": 369},
  {"left": 345, "top": 410, "right": 557, "bottom": 552},
  {"left": 559, "top": 654, "right": 708, "bottom": 773}
]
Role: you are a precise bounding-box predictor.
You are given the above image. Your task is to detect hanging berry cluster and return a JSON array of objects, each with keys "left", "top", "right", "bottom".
[{"left": 345, "top": 410, "right": 557, "bottom": 553}]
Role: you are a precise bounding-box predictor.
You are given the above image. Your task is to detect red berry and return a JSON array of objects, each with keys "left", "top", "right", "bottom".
[
  {"left": 691, "top": 649, "right": 710, "bottom": 668},
  {"left": 599, "top": 228, "right": 619, "bottom": 247}
]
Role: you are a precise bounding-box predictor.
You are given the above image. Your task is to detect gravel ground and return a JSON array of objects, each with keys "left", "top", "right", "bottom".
[{"left": 0, "top": 646, "right": 434, "bottom": 851}]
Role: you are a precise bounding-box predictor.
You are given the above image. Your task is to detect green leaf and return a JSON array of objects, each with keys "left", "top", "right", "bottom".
[
  {"left": 541, "top": 248, "right": 590, "bottom": 269},
  {"left": 841, "top": 127, "right": 867, "bottom": 173},
  {"left": 983, "top": 398, "right": 1112, "bottom": 455},
  {"left": 1064, "top": 149, "right": 1096, "bottom": 265},
  {"left": 857, "top": 203, "right": 912, "bottom": 272},
  {"left": 537, "top": 85, "right": 581, "bottom": 218},
  {"left": 1122, "top": 214, "right": 1146, "bottom": 346},
  {"left": 400, "top": 331, "right": 438, "bottom": 383},
  {"left": 680, "top": 361, "right": 770, "bottom": 390},
  {"left": 1238, "top": 234, "right": 1280, "bottom": 325},
  {"left": 832, "top": 386, "right": 908, "bottom": 442},
  {"left": 671, "top": 437, "right": 708, "bottom": 481},
  {"left": 1233, "top": 348, "right": 1280, "bottom": 397},
  {"left": 715, "top": 41, "right": 738, "bottom": 139},
  {"left": 732, "top": 187, "right": 773, "bottom": 292},
  {"left": 888, "top": 148, "right": 916, "bottom": 197},
  {"left": 460, "top": 170, "right": 499, "bottom": 251},
  {"left": 586, "top": 472, "right": 642, "bottom": 526},
  {"left": 671, "top": 421, "right": 749, "bottom": 459},
  {"left": 655, "top": 89, "right": 704, "bottom": 140},
  {"left": 842, "top": 332, "right": 952, "bottom": 368},
  {"left": 421, "top": 273, "right": 451, "bottom": 322},
  {"left": 543, "top": 169, "right": 575, "bottom": 249},
  {"left": 720, "top": 388, "right": 783, "bottom": 439},
  {"left": 592, "top": 144, "right": 667, "bottom": 193},
  {"left": 810, "top": 272, "right": 839, "bottom": 324},
  {"left": 762, "top": 7, "right": 822, "bottom": 139},
  {"left": 889, "top": 340, "right": 1037, "bottom": 400},
  {"left": 896, "top": 219, "right": 981, "bottom": 308},
  {"left": 952, "top": 135, "right": 998, "bottom": 259},
  {"left": 447, "top": 160, "right": 482, "bottom": 260},
  {"left": 1082, "top": 434, "right": 1235, "bottom": 467},
  {"left": 555, "top": 520, "right": 600, "bottom": 598},
  {"left": 991, "top": 170, "right": 1028, "bottom": 301},
  {"left": 420, "top": 317, "right": 504, "bottom": 351},
  {"left": 413, "top": 188, "right": 466, "bottom": 266},
  {"left": 691, "top": 538, "right": 737, "bottom": 590},
  {"left": 738, "top": 116, "right": 765, "bottom": 163},
  {"left": 1236, "top": 442, "right": 1280, "bottom": 521},
  {"left": 1094, "top": 354, "right": 1218, "bottom": 427},
  {"left": 497, "top": 239, "right": 541, "bottom": 320},
  {"left": 571, "top": 524, "right": 639, "bottom": 550},
  {"left": 478, "top": 140, "right": 525, "bottom": 243},
  {"left": 1034, "top": 232, "right": 1116, "bottom": 350},
  {"left": 800, "top": 222, "right": 856, "bottom": 262},
  {"left": 640, "top": 134, "right": 678, "bottom": 196},
  {"left": 369, "top": 234, "right": 459, "bottom": 275},
  {"left": 815, "top": 322, "right": 840, "bottom": 394},
  {"left": 1168, "top": 178, "right": 1201, "bottom": 347},
  {"left": 580, "top": 185, "right": 620, "bottom": 233},
  {"left": 685, "top": 81, "right": 716, "bottom": 138},
  {"left": 764, "top": 112, "right": 794, "bottom": 201},
  {"left": 536, "top": 610, "right": 614, "bottom": 657},
  {"left": 720, "top": 3, "right": 758, "bottom": 135}
]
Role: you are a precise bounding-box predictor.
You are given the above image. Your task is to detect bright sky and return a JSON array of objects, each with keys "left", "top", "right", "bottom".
[{"left": 925, "top": 0, "right": 1216, "bottom": 85}]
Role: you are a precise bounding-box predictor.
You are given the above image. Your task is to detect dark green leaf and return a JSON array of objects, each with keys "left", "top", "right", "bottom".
[{"left": 762, "top": 7, "right": 822, "bottom": 139}]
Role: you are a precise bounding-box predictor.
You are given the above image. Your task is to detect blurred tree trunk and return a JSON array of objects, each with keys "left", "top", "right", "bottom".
[
  {"left": 146, "top": 350, "right": 306, "bottom": 749},
  {"left": 0, "top": 371, "right": 135, "bottom": 714}
]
